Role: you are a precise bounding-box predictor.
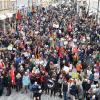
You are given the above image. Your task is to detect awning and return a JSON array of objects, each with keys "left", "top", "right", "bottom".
[
  {"left": 0, "top": 15, "right": 6, "bottom": 20},
  {"left": 6, "top": 13, "right": 13, "bottom": 18}
]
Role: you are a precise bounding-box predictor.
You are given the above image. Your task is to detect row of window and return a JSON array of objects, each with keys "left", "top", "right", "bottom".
[{"left": 0, "top": 1, "right": 16, "bottom": 11}]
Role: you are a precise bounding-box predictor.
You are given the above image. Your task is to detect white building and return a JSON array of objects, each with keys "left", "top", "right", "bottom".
[{"left": 86, "top": 0, "right": 100, "bottom": 13}]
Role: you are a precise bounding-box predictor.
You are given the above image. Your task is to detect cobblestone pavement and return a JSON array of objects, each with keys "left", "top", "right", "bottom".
[{"left": 0, "top": 91, "right": 63, "bottom": 100}]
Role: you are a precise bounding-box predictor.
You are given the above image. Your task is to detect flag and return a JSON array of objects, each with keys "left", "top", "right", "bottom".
[{"left": 16, "top": 9, "right": 21, "bottom": 20}]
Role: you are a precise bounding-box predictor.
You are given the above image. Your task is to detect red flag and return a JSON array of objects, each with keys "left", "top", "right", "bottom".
[{"left": 16, "top": 9, "right": 21, "bottom": 20}]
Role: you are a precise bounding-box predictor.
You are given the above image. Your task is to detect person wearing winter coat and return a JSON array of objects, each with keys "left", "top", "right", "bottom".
[
  {"left": 0, "top": 74, "right": 3, "bottom": 96},
  {"left": 30, "top": 82, "right": 42, "bottom": 100},
  {"left": 89, "top": 73, "right": 94, "bottom": 83},
  {"left": 62, "top": 80, "right": 68, "bottom": 100},
  {"left": 82, "top": 79, "right": 91, "bottom": 99},
  {"left": 3, "top": 73, "right": 12, "bottom": 96},
  {"left": 70, "top": 82, "right": 78, "bottom": 100},
  {"left": 15, "top": 73, "right": 22, "bottom": 92},
  {"left": 22, "top": 72, "right": 30, "bottom": 93},
  {"left": 94, "top": 70, "right": 99, "bottom": 85},
  {"left": 77, "top": 85, "right": 84, "bottom": 100},
  {"left": 44, "top": 73, "right": 50, "bottom": 94}
]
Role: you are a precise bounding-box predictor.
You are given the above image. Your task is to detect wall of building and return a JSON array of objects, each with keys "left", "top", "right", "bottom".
[
  {"left": 0, "top": 0, "right": 16, "bottom": 13},
  {"left": 0, "top": 0, "right": 10, "bottom": 11},
  {"left": 32, "top": 0, "right": 55, "bottom": 7},
  {"left": 87, "top": 0, "right": 100, "bottom": 13}
]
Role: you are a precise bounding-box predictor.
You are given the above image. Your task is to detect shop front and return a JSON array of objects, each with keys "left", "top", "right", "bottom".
[
  {"left": 0, "top": 14, "right": 6, "bottom": 33},
  {"left": 0, "top": 12, "right": 15, "bottom": 34}
]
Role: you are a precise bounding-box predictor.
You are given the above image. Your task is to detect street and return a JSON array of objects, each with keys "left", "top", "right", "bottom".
[{"left": 0, "top": 90, "right": 63, "bottom": 100}]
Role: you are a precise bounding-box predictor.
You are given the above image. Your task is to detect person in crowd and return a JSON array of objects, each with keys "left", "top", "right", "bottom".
[
  {"left": 62, "top": 80, "right": 68, "bottom": 100},
  {"left": 15, "top": 72, "right": 22, "bottom": 92},
  {"left": 30, "top": 82, "right": 42, "bottom": 100},
  {"left": 93, "top": 68, "right": 99, "bottom": 85},
  {"left": 22, "top": 72, "right": 30, "bottom": 93},
  {"left": 0, "top": 73, "right": 3, "bottom": 96},
  {"left": 70, "top": 81, "right": 78, "bottom": 100},
  {"left": 76, "top": 61, "right": 82, "bottom": 74},
  {"left": 3, "top": 72, "right": 11, "bottom": 96},
  {"left": 82, "top": 79, "right": 91, "bottom": 100}
]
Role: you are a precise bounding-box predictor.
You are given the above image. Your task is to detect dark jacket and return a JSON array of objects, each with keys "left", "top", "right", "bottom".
[
  {"left": 82, "top": 81, "right": 91, "bottom": 91},
  {"left": 3, "top": 75, "right": 11, "bottom": 87},
  {"left": 82, "top": 81, "right": 87, "bottom": 91},
  {"left": 70, "top": 84, "right": 78, "bottom": 96},
  {"left": 0, "top": 77, "right": 3, "bottom": 90},
  {"left": 63, "top": 82, "right": 68, "bottom": 92},
  {"left": 89, "top": 74, "right": 94, "bottom": 81}
]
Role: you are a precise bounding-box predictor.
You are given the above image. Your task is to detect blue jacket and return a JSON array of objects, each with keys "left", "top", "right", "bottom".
[
  {"left": 22, "top": 75, "right": 30, "bottom": 86},
  {"left": 15, "top": 57, "right": 21, "bottom": 63},
  {"left": 70, "top": 84, "right": 78, "bottom": 96},
  {"left": 89, "top": 74, "right": 94, "bottom": 81}
]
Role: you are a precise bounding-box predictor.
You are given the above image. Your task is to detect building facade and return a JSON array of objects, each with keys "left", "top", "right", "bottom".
[{"left": 0, "top": 0, "right": 10, "bottom": 11}]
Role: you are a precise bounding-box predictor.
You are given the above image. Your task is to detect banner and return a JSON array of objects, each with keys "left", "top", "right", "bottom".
[{"left": 16, "top": 0, "right": 28, "bottom": 9}]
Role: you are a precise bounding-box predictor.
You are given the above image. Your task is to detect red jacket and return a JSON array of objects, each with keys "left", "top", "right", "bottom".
[{"left": 9, "top": 66, "right": 15, "bottom": 85}]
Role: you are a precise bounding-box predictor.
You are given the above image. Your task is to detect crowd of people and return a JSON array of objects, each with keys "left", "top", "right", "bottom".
[{"left": 0, "top": 1, "right": 100, "bottom": 100}]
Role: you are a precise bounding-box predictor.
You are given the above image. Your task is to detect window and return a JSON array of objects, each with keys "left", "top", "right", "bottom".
[
  {"left": 4, "top": 1, "right": 7, "bottom": 9},
  {"left": 7, "top": 1, "right": 10, "bottom": 9},
  {"left": 0, "top": 1, "right": 3, "bottom": 10},
  {"left": 3, "top": 1, "right": 9, "bottom": 10}
]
